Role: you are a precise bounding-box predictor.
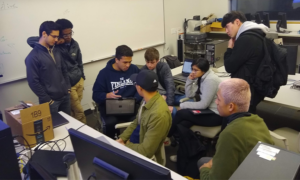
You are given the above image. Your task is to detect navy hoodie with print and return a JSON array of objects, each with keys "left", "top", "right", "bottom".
[{"left": 92, "top": 59, "right": 142, "bottom": 107}]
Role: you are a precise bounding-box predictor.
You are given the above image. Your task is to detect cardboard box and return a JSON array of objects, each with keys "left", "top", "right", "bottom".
[
  {"left": 200, "top": 24, "right": 211, "bottom": 33},
  {"left": 211, "top": 22, "right": 226, "bottom": 32},
  {"left": 5, "top": 102, "right": 54, "bottom": 148}
]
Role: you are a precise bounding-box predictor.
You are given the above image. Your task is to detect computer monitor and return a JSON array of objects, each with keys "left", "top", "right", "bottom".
[
  {"left": 245, "top": 13, "right": 252, "bottom": 21},
  {"left": 262, "top": 13, "right": 270, "bottom": 28},
  {"left": 255, "top": 13, "right": 261, "bottom": 24},
  {"left": 68, "top": 129, "right": 172, "bottom": 180},
  {"left": 276, "top": 13, "right": 290, "bottom": 33}
]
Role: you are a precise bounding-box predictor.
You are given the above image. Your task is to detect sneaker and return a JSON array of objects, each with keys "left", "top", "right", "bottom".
[
  {"left": 164, "top": 137, "right": 171, "bottom": 146},
  {"left": 170, "top": 155, "right": 177, "bottom": 162}
]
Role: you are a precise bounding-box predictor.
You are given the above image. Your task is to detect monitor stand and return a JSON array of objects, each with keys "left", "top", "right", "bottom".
[{"left": 276, "top": 20, "right": 291, "bottom": 33}]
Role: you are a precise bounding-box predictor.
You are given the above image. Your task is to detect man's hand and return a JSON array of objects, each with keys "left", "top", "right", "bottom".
[
  {"left": 106, "top": 90, "right": 121, "bottom": 98},
  {"left": 116, "top": 138, "right": 125, "bottom": 145},
  {"left": 200, "top": 159, "right": 213, "bottom": 170},
  {"left": 188, "top": 73, "right": 196, "bottom": 80},
  {"left": 56, "top": 38, "right": 65, "bottom": 45},
  {"left": 162, "top": 95, "right": 167, "bottom": 101},
  {"left": 168, "top": 106, "right": 174, "bottom": 112},
  {"left": 228, "top": 38, "right": 235, "bottom": 48}
]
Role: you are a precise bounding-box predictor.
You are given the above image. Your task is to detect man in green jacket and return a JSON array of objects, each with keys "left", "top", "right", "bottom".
[
  {"left": 199, "top": 78, "right": 274, "bottom": 180},
  {"left": 116, "top": 70, "right": 172, "bottom": 165}
]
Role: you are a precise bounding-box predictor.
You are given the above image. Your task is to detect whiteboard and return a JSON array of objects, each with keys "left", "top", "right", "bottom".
[{"left": 0, "top": 0, "right": 165, "bottom": 84}]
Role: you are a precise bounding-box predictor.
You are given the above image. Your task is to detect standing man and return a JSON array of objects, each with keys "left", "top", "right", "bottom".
[
  {"left": 27, "top": 19, "right": 86, "bottom": 124},
  {"left": 25, "top": 21, "right": 71, "bottom": 115},
  {"left": 117, "top": 70, "right": 172, "bottom": 165},
  {"left": 93, "top": 45, "right": 142, "bottom": 139},
  {"left": 222, "top": 11, "right": 269, "bottom": 113}
]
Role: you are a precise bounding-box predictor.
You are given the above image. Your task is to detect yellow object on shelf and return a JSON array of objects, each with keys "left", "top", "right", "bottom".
[{"left": 211, "top": 22, "right": 226, "bottom": 32}]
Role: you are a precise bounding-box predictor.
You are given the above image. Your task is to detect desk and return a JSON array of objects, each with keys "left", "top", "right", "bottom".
[
  {"left": 209, "top": 31, "right": 300, "bottom": 38},
  {"left": 171, "top": 65, "right": 300, "bottom": 109},
  {"left": 43, "top": 112, "right": 186, "bottom": 180}
]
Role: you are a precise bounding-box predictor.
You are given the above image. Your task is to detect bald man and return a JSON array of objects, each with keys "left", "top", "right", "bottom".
[{"left": 198, "top": 78, "right": 274, "bottom": 180}]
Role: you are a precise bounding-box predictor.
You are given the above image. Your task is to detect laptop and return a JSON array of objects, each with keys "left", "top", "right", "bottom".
[
  {"left": 51, "top": 113, "right": 69, "bottom": 128},
  {"left": 173, "top": 58, "right": 193, "bottom": 82},
  {"left": 105, "top": 98, "right": 136, "bottom": 116}
]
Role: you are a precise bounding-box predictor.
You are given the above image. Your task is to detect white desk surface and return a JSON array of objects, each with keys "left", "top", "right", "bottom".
[
  {"left": 171, "top": 66, "right": 300, "bottom": 109},
  {"left": 48, "top": 112, "right": 187, "bottom": 180},
  {"left": 209, "top": 31, "right": 300, "bottom": 37}
]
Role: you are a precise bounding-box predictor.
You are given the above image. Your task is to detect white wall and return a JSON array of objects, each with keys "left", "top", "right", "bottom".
[{"left": 0, "top": 0, "right": 230, "bottom": 121}]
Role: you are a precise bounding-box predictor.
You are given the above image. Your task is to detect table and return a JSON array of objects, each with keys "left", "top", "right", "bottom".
[
  {"left": 43, "top": 112, "right": 187, "bottom": 180},
  {"left": 171, "top": 65, "right": 300, "bottom": 109},
  {"left": 209, "top": 31, "right": 300, "bottom": 38}
]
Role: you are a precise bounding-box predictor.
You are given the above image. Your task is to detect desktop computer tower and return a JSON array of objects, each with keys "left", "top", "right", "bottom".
[
  {"left": 0, "top": 120, "right": 21, "bottom": 179},
  {"left": 205, "top": 40, "right": 228, "bottom": 68}
]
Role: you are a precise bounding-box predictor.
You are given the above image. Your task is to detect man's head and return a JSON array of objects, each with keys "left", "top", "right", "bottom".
[
  {"left": 222, "top": 11, "right": 247, "bottom": 38},
  {"left": 39, "top": 21, "right": 60, "bottom": 47},
  {"left": 115, "top": 45, "right": 133, "bottom": 72},
  {"left": 55, "top": 19, "right": 73, "bottom": 43},
  {"left": 130, "top": 70, "right": 158, "bottom": 97},
  {"left": 216, "top": 78, "right": 251, "bottom": 117},
  {"left": 144, "top": 48, "right": 159, "bottom": 70}
]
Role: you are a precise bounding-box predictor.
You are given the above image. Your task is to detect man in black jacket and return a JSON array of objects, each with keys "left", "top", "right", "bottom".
[
  {"left": 25, "top": 21, "right": 71, "bottom": 115},
  {"left": 27, "top": 19, "right": 86, "bottom": 123},
  {"left": 222, "top": 11, "right": 269, "bottom": 113},
  {"left": 141, "top": 48, "right": 185, "bottom": 108}
]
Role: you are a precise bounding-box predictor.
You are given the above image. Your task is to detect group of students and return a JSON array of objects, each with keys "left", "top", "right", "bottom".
[{"left": 25, "top": 11, "right": 275, "bottom": 180}]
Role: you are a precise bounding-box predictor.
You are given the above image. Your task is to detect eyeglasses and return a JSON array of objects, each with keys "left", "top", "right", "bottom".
[
  {"left": 49, "top": 34, "right": 59, "bottom": 39},
  {"left": 62, "top": 31, "right": 74, "bottom": 38}
]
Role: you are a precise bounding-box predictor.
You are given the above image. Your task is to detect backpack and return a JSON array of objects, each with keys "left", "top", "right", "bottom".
[
  {"left": 245, "top": 32, "right": 288, "bottom": 98},
  {"left": 160, "top": 55, "right": 181, "bottom": 69}
]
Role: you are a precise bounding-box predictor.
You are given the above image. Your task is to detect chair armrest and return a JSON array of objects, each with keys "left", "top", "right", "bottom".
[
  {"left": 269, "top": 130, "right": 290, "bottom": 150},
  {"left": 115, "top": 122, "right": 132, "bottom": 129},
  {"left": 179, "top": 97, "right": 193, "bottom": 103}
]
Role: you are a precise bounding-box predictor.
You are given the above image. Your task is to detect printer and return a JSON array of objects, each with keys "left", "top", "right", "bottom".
[{"left": 185, "top": 31, "right": 207, "bottom": 43}]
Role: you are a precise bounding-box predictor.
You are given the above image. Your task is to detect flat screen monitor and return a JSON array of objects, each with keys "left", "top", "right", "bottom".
[
  {"left": 277, "top": 12, "right": 290, "bottom": 33},
  {"left": 255, "top": 13, "right": 262, "bottom": 24},
  {"left": 68, "top": 128, "right": 172, "bottom": 180},
  {"left": 262, "top": 13, "right": 270, "bottom": 28},
  {"left": 245, "top": 13, "right": 252, "bottom": 21}
]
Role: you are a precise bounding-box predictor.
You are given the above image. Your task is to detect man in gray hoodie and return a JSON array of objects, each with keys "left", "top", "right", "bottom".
[{"left": 222, "top": 11, "right": 269, "bottom": 114}]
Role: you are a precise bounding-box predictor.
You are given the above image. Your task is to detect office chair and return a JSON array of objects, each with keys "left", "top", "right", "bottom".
[{"left": 270, "top": 128, "right": 300, "bottom": 153}]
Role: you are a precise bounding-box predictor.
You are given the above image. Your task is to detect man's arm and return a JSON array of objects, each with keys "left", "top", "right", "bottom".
[
  {"left": 92, "top": 71, "right": 108, "bottom": 104},
  {"left": 25, "top": 56, "right": 51, "bottom": 103},
  {"left": 76, "top": 46, "right": 85, "bottom": 80},
  {"left": 184, "top": 76, "right": 197, "bottom": 98},
  {"left": 162, "top": 65, "right": 175, "bottom": 106},
  {"left": 224, "top": 36, "right": 256, "bottom": 73},
  {"left": 119, "top": 117, "right": 138, "bottom": 142},
  {"left": 60, "top": 54, "right": 71, "bottom": 90},
  {"left": 200, "top": 132, "right": 241, "bottom": 180},
  {"left": 125, "top": 112, "right": 170, "bottom": 158}
]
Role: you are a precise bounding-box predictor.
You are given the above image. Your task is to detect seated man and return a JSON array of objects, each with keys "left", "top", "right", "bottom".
[
  {"left": 93, "top": 45, "right": 142, "bottom": 139},
  {"left": 141, "top": 48, "right": 185, "bottom": 107},
  {"left": 198, "top": 78, "right": 274, "bottom": 180},
  {"left": 116, "top": 70, "right": 172, "bottom": 165}
]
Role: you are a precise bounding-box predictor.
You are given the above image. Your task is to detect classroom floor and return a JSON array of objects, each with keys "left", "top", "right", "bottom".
[{"left": 84, "top": 112, "right": 215, "bottom": 173}]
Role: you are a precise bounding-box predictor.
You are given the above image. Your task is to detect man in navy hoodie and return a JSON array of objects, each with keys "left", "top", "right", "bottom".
[
  {"left": 25, "top": 21, "right": 71, "bottom": 115},
  {"left": 93, "top": 45, "right": 142, "bottom": 139}
]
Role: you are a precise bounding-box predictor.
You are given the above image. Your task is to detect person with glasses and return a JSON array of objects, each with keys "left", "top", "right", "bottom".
[
  {"left": 27, "top": 19, "right": 86, "bottom": 124},
  {"left": 167, "top": 58, "right": 223, "bottom": 162},
  {"left": 25, "top": 21, "right": 71, "bottom": 115}
]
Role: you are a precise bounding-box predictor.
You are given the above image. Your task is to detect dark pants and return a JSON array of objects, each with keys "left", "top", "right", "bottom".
[
  {"left": 47, "top": 95, "right": 71, "bottom": 115},
  {"left": 168, "top": 109, "right": 223, "bottom": 137},
  {"left": 101, "top": 114, "right": 136, "bottom": 139}
]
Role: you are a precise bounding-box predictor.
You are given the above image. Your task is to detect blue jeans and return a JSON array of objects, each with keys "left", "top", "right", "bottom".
[
  {"left": 174, "top": 94, "right": 186, "bottom": 106},
  {"left": 49, "top": 95, "right": 71, "bottom": 115}
]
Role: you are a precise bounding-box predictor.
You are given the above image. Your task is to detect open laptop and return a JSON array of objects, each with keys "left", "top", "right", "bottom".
[
  {"left": 105, "top": 98, "right": 136, "bottom": 116},
  {"left": 173, "top": 58, "right": 193, "bottom": 82},
  {"left": 51, "top": 113, "right": 69, "bottom": 128}
]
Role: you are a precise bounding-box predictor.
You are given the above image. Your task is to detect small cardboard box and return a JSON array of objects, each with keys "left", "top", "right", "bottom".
[
  {"left": 5, "top": 102, "right": 54, "bottom": 148},
  {"left": 200, "top": 24, "right": 211, "bottom": 33},
  {"left": 211, "top": 22, "right": 226, "bottom": 32}
]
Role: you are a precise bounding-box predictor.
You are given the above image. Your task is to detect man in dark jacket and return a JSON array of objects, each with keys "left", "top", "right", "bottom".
[
  {"left": 222, "top": 11, "right": 269, "bottom": 113},
  {"left": 141, "top": 48, "right": 185, "bottom": 108},
  {"left": 25, "top": 21, "right": 71, "bottom": 115},
  {"left": 27, "top": 19, "right": 86, "bottom": 123},
  {"left": 93, "top": 45, "right": 142, "bottom": 139}
]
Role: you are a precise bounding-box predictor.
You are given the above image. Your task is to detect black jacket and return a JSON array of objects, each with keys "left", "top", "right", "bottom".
[
  {"left": 224, "top": 29, "right": 265, "bottom": 105},
  {"left": 141, "top": 61, "right": 176, "bottom": 105},
  {"left": 27, "top": 37, "right": 85, "bottom": 86},
  {"left": 25, "top": 43, "right": 70, "bottom": 103}
]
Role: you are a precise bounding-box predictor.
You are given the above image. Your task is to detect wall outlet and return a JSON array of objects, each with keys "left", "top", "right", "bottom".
[{"left": 171, "top": 28, "right": 177, "bottom": 34}]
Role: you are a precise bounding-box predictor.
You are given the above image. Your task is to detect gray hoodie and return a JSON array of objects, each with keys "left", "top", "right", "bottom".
[
  {"left": 236, "top": 21, "right": 269, "bottom": 40},
  {"left": 180, "top": 69, "right": 221, "bottom": 114}
]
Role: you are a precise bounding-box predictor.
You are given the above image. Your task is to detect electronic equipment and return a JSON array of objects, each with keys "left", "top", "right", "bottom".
[
  {"left": 255, "top": 13, "right": 262, "bottom": 24},
  {"left": 262, "top": 12, "right": 270, "bottom": 28},
  {"left": 173, "top": 59, "right": 193, "bottom": 82},
  {"left": 69, "top": 128, "right": 172, "bottom": 180},
  {"left": 185, "top": 32, "right": 208, "bottom": 43},
  {"left": 277, "top": 12, "right": 291, "bottom": 33},
  {"left": 205, "top": 40, "right": 228, "bottom": 68},
  {"left": 105, "top": 98, "right": 136, "bottom": 116},
  {"left": 245, "top": 13, "right": 252, "bottom": 21}
]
